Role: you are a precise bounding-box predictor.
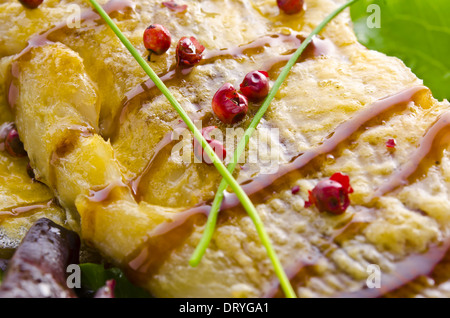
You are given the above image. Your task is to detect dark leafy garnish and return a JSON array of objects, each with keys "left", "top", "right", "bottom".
[{"left": 79, "top": 263, "right": 150, "bottom": 298}]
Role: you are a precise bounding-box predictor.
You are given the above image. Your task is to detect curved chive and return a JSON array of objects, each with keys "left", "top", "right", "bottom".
[
  {"left": 87, "top": 0, "right": 297, "bottom": 298},
  {"left": 189, "top": 0, "right": 361, "bottom": 267}
]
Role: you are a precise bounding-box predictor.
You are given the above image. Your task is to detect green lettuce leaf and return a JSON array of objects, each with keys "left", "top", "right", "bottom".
[{"left": 350, "top": 0, "right": 450, "bottom": 101}]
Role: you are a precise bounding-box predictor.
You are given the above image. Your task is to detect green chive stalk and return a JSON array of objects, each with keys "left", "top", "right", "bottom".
[
  {"left": 87, "top": 0, "right": 299, "bottom": 298},
  {"left": 189, "top": 0, "right": 361, "bottom": 267}
]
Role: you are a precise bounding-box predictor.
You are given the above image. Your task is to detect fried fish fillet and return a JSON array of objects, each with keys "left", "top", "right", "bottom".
[{"left": 2, "top": 0, "right": 450, "bottom": 298}]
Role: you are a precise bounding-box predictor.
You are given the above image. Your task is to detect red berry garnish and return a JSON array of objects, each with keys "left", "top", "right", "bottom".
[
  {"left": 212, "top": 83, "right": 249, "bottom": 124},
  {"left": 176, "top": 36, "right": 205, "bottom": 67},
  {"left": 386, "top": 138, "right": 396, "bottom": 148},
  {"left": 305, "top": 172, "right": 353, "bottom": 215},
  {"left": 291, "top": 185, "right": 300, "bottom": 195},
  {"left": 329, "top": 172, "right": 354, "bottom": 194},
  {"left": 193, "top": 126, "right": 227, "bottom": 164},
  {"left": 239, "top": 70, "right": 270, "bottom": 101},
  {"left": 143, "top": 24, "right": 172, "bottom": 55},
  {"left": 4, "top": 127, "right": 27, "bottom": 158},
  {"left": 95, "top": 279, "right": 116, "bottom": 298},
  {"left": 162, "top": 1, "right": 187, "bottom": 13},
  {"left": 19, "top": 0, "right": 43, "bottom": 9},
  {"left": 277, "top": 0, "right": 304, "bottom": 15}
]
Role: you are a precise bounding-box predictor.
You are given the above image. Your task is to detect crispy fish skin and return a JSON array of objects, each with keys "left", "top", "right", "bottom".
[
  {"left": 13, "top": 43, "right": 184, "bottom": 263},
  {"left": 3, "top": 0, "right": 450, "bottom": 298},
  {"left": 0, "top": 63, "right": 67, "bottom": 250}
]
